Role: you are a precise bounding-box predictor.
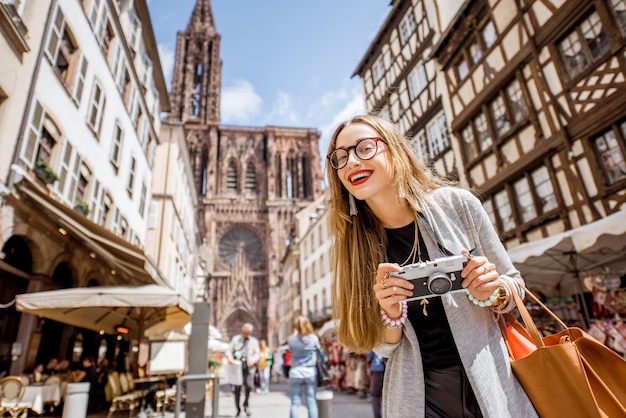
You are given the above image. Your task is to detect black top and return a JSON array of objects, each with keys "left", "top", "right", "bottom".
[{"left": 385, "top": 221, "right": 462, "bottom": 370}]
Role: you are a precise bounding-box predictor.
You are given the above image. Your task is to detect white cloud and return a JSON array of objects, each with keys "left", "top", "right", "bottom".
[
  {"left": 264, "top": 91, "right": 299, "bottom": 125},
  {"left": 157, "top": 44, "right": 175, "bottom": 89},
  {"left": 318, "top": 92, "right": 367, "bottom": 157},
  {"left": 221, "top": 80, "right": 263, "bottom": 124}
]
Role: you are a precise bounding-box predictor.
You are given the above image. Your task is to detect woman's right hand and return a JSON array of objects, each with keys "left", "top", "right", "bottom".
[{"left": 374, "top": 262, "right": 414, "bottom": 319}]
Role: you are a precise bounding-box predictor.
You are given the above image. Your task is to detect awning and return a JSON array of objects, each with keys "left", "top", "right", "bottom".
[
  {"left": 13, "top": 179, "right": 167, "bottom": 287},
  {"left": 15, "top": 284, "right": 192, "bottom": 340},
  {"left": 508, "top": 210, "right": 626, "bottom": 296}
]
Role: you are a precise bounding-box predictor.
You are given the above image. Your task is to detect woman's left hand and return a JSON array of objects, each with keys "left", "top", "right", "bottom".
[{"left": 460, "top": 249, "right": 500, "bottom": 300}]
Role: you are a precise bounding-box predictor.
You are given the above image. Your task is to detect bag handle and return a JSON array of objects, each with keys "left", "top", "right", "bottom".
[{"left": 510, "top": 287, "right": 573, "bottom": 348}]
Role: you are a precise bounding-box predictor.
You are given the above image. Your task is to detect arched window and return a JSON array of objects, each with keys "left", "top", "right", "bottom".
[
  {"left": 226, "top": 161, "right": 237, "bottom": 192},
  {"left": 245, "top": 162, "right": 256, "bottom": 194}
]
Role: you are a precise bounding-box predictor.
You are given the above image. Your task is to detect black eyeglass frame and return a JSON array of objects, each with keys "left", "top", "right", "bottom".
[{"left": 327, "top": 137, "right": 385, "bottom": 170}]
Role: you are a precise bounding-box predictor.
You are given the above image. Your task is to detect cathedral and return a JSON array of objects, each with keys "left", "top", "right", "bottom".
[{"left": 167, "top": 0, "right": 323, "bottom": 345}]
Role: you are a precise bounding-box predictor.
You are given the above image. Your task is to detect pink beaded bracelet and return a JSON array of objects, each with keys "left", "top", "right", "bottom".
[{"left": 381, "top": 302, "right": 408, "bottom": 329}]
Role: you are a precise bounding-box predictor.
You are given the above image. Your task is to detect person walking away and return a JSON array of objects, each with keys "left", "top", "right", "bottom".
[
  {"left": 325, "top": 114, "right": 538, "bottom": 417},
  {"left": 226, "top": 323, "right": 260, "bottom": 417},
  {"left": 366, "top": 351, "right": 385, "bottom": 418},
  {"left": 288, "top": 316, "right": 320, "bottom": 418},
  {"left": 257, "top": 340, "right": 273, "bottom": 394},
  {"left": 282, "top": 349, "right": 292, "bottom": 380}
]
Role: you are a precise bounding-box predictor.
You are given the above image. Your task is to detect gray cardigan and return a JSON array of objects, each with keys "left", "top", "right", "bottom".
[{"left": 374, "top": 187, "right": 538, "bottom": 417}]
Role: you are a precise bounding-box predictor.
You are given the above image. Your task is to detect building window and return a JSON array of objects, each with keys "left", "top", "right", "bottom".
[
  {"left": 427, "top": 113, "right": 450, "bottom": 158},
  {"left": 461, "top": 125, "right": 478, "bottom": 162},
  {"left": 98, "top": 193, "right": 112, "bottom": 227},
  {"left": 71, "top": 55, "right": 89, "bottom": 105},
  {"left": 22, "top": 102, "right": 62, "bottom": 168},
  {"left": 139, "top": 183, "right": 147, "bottom": 217},
  {"left": 594, "top": 125, "right": 626, "bottom": 184},
  {"left": 74, "top": 163, "right": 92, "bottom": 204},
  {"left": 56, "top": 140, "right": 77, "bottom": 199},
  {"left": 489, "top": 79, "right": 529, "bottom": 138},
  {"left": 399, "top": 9, "right": 417, "bottom": 45},
  {"left": 469, "top": 39, "right": 482, "bottom": 64},
  {"left": 110, "top": 123, "right": 123, "bottom": 169},
  {"left": 506, "top": 79, "right": 528, "bottom": 124},
  {"left": 87, "top": 81, "right": 105, "bottom": 133},
  {"left": 127, "top": 156, "right": 136, "bottom": 197},
  {"left": 482, "top": 20, "right": 497, "bottom": 49},
  {"left": 45, "top": 5, "right": 86, "bottom": 96},
  {"left": 456, "top": 57, "right": 469, "bottom": 82},
  {"left": 490, "top": 96, "right": 509, "bottom": 138},
  {"left": 127, "top": 14, "right": 141, "bottom": 52},
  {"left": 532, "top": 166, "right": 558, "bottom": 214},
  {"left": 559, "top": 11, "right": 610, "bottom": 79},
  {"left": 609, "top": 0, "right": 626, "bottom": 36},
  {"left": 474, "top": 112, "right": 492, "bottom": 151},
  {"left": 494, "top": 189, "right": 515, "bottom": 232},
  {"left": 226, "top": 161, "right": 237, "bottom": 191},
  {"left": 372, "top": 56, "right": 385, "bottom": 83},
  {"left": 407, "top": 63, "right": 427, "bottom": 100},
  {"left": 245, "top": 162, "right": 256, "bottom": 194}
]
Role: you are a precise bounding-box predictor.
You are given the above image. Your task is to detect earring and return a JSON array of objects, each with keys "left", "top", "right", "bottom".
[
  {"left": 399, "top": 184, "right": 406, "bottom": 199},
  {"left": 349, "top": 193, "right": 358, "bottom": 216}
]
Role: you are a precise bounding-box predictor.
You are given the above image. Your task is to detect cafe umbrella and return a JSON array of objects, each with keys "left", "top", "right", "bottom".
[{"left": 15, "top": 284, "right": 193, "bottom": 342}]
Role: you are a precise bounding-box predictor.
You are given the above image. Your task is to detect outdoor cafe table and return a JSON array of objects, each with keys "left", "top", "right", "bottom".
[{"left": 22, "top": 383, "right": 61, "bottom": 414}]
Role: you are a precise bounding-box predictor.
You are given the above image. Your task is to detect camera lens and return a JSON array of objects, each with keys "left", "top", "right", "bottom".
[{"left": 427, "top": 272, "right": 453, "bottom": 295}]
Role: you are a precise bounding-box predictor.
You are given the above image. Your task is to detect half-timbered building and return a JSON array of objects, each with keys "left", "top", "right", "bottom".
[
  {"left": 432, "top": 0, "right": 626, "bottom": 249},
  {"left": 353, "top": 0, "right": 465, "bottom": 181}
]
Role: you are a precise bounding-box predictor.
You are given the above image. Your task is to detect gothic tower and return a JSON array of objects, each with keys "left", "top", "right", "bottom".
[{"left": 168, "top": 0, "right": 323, "bottom": 346}]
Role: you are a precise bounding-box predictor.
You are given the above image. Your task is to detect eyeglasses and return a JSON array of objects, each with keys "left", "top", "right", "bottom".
[{"left": 327, "top": 137, "right": 384, "bottom": 170}]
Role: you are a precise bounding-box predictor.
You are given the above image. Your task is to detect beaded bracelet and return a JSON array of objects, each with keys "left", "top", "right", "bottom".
[
  {"left": 466, "top": 288, "right": 500, "bottom": 308},
  {"left": 381, "top": 302, "right": 408, "bottom": 329}
]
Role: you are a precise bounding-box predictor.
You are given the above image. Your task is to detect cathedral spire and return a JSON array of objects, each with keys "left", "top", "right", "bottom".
[
  {"left": 187, "top": 0, "right": 215, "bottom": 32},
  {"left": 168, "top": 0, "right": 221, "bottom": 125}
]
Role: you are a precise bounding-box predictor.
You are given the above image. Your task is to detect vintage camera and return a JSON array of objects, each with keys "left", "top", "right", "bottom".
[{"left": 389, "top": 254, "right": 469, "bottom": 302}]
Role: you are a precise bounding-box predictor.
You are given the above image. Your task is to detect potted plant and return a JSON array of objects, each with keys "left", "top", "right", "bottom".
[
  {"left": 73, "top": 201, "right": 90, "bottom": 216},
  {"left": 208, "top": 354, "right": 221, "bottom": 373},
  {"left": 33, "top": 160, "right": 59, "bottom": 185}
]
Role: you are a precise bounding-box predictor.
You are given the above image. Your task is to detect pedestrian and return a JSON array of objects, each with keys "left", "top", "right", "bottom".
[
  {"left": 257, "top": 339, "right": 273, "bottom": 394},
  {"left": 287, "top": 316, "right": 320, "bottom": 418},
  {"left": 282, "top": 349, "right": 292, "bottom": 379},
  {"left": 325, "top": 114, "right": 538, "bottom": 417},
  {"left": 226, "top": 323, "right": 260, "bottom": 417},
  {"left": 366, "top": 351, "right": 385, "bottom": 418}
]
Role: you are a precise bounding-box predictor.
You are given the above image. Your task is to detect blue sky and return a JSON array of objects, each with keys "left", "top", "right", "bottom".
[{"left": 147, "top": 0, "right": 391, "bottom": 157}]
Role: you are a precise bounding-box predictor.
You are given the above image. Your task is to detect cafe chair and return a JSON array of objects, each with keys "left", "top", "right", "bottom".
[{"left": 0, "top": 376, "right": 32, "bottom": 417}]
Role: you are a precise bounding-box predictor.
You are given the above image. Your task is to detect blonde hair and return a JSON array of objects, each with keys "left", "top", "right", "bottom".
[
  {"left": 325, "top": 114, "right": 449, "bottom": 353},
  {"left": 293, "top": 316, "right": 314, "bottom": 336}
]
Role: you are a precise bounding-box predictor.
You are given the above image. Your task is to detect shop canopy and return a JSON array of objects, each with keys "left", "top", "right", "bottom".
[
  {"left": 507, "top": 210, "right": 626, "bottom": 297},
  {"left": 13, "top": 179, "right": 167, "bottom": 287},
  {"left": 15, "top": 284, "right": 192, "bottom": 341}
]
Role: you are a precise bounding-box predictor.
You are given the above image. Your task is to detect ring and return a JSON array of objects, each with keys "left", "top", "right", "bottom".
[
  {"left": 382, "top": 278, "right": 388, "bottom": 289},
  {"left": 384, "top": 271, "right": 391, "bottom": 279}
]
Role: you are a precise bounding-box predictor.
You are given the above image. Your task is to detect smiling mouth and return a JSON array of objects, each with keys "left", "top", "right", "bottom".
[{"left": 349, "top": 171, "right": 372, "bottom": 184}]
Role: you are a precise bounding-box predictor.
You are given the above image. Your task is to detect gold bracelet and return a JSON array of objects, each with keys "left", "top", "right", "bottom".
[{"left": 490, "top": 284, "right": 510, "bottom": 311}]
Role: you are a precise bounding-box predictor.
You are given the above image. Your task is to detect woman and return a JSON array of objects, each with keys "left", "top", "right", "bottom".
[
  {"left": 257, "top": 339, "right": 273, "bottom": 394},
  {"left": 326, "top": 114, "right": 537, "bottom": 417},
  {"left": 288, "top": 316, "right": 320, "bottom": 418}
]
